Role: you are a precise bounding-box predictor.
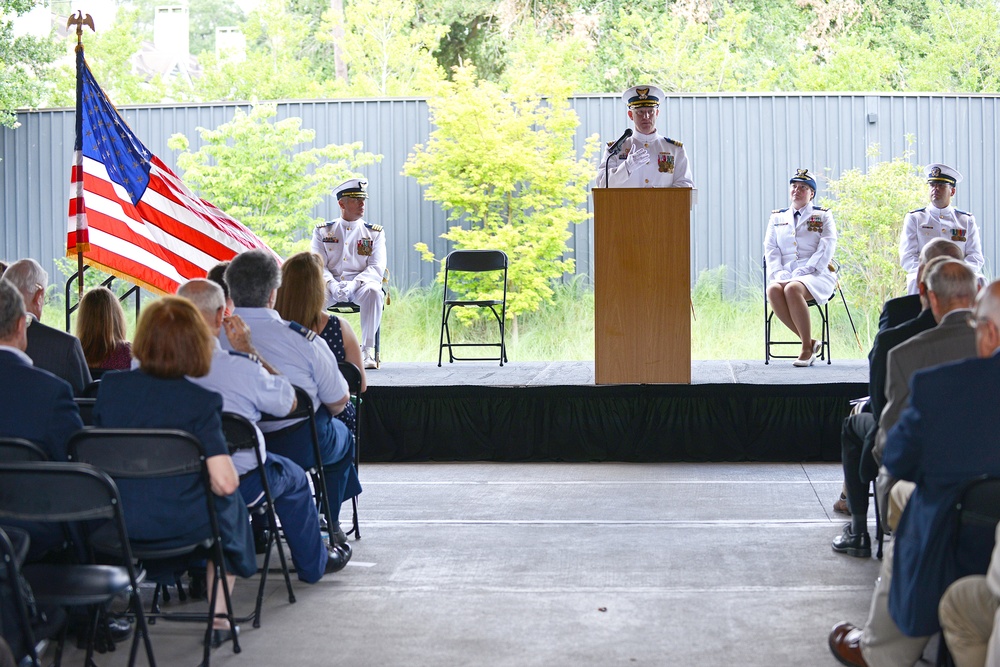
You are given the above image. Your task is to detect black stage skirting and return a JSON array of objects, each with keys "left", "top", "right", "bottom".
[{"left": 359, "top": 381, "right": 866, "bottom": 463}]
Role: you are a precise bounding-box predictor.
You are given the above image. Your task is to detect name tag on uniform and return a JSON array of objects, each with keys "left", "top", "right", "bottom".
[
  {"left": 323, "top": 236, "right": 340, "bottom": 244},
  {"left": 807, "top": 216, "right": 823, "bottom": 233},
  {"left": 774, "top": 222, "right": 789, "bottom": 226},
  {"left": 357, "top": 238, "right": 373, "bottom": 256},
  {"left": 950, "top": 228, "right": 967, "bottom": 242}
]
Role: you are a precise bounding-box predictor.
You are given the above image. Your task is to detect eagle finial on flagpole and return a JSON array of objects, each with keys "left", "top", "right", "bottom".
[{"left": 66, "top": 11, "right": 95, "bottom": 50}]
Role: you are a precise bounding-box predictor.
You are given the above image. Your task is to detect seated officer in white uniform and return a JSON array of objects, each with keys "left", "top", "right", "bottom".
[
  {"left": 311, "top": 178, "right": 386, "bottom": 369},
  {"left": 178, "top": 279, "right": 351, "bottom": 577},
  {"left": 222, "top": 249, "right": 360, "bottom": 547},
  {"left": 595, "top": 84, "right": 695, "bottom": 189},
  {"left": 764, "top": 169, "right": 838, "bottom": 367},
  {"left": 899, "top": 163, "right": 983, "bottom": 295}
]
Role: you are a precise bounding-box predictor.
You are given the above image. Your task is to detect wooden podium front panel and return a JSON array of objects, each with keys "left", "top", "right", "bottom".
[{"left": 593, "top": 188, "right": 691, "bottom": 384}]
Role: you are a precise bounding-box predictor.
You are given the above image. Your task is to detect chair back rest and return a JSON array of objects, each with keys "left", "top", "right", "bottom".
[
  {"left": 446, "top": 250, "right": 508, "bottom": 273},
  {"left": 338, "top": 361, "right": 363, "bottom": 396},
  {"left": 0, "top": 462, "right": 121, "bottom": 524},
  {"left": 68, "top": 428, "right": 204, "bottom": 479},
  {"left": 0, "top": 437, "right": 48, "bottom": 463},
  {"left": 221, "top": 412, "right": 259, "bottom": 454},
  {"left": 957, "top": 477, "right": 1000, "bottom": 531},
  {"left": 74, "top": 398, "right": 96, "bottom": 426},
  {"left": 79, "top": 380, "right": 101, "bottom": 399},
  {"left": 260, "top": 385, "right": 313, "bottom": 424}
]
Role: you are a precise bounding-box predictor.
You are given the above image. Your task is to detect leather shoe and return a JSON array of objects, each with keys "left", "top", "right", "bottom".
[
  {"left": 107, "top": 617, "right": 132, "bottom": 643},
  {"left": 832, "top": 524, "right": 871, "bottom": 558},
  {"left": 792, "top": 351, "right": 816, "bottom": 367},
  {"left": 209, "top": 625, "right": 239, "bottom": 649},
  {"left": 324, "top": 544, "right": 352, "bottom": 574},
  {"left": 833, "top": 493, "right": 850, "bottom": 515},
  {"left": 828, "top": 622, "right": 868, "bottom": 667}
]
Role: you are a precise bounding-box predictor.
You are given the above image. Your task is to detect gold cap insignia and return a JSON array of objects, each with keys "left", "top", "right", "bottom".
[
  {"left": 930, "top": 166, "right": 942, "bottom": 178},
  {"left": 636, "top": 87, "right": 650, "bottom": 99}
]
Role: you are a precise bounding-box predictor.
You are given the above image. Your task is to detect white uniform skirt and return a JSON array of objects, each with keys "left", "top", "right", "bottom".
[{"left": 781, "top": 267, "right": 837, "bottom": 306}]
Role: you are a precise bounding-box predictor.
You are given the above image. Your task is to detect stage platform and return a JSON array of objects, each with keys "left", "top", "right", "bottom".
[{"left": 359, "top": 360, "right": 867, "bottom": 464}]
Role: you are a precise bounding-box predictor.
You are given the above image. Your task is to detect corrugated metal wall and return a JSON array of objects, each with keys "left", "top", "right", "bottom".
[{"left": 2, "top": 94, "right": 997, "bottom": 292}]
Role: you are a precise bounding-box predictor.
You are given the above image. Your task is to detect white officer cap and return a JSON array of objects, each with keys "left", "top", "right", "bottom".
[
  {"left": 334, "top": 178, "right": 369, "bottom": 200},
  {"left": 622, "top": 85, "right": 664, "bottom": 109},
  {"left": 926, "top": 163, "right": 962, "bottom": 186}
]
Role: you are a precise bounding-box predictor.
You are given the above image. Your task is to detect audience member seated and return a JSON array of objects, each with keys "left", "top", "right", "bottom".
[
  {"left": 274, "top": 251, "right": 367, "bottom": 434},
  {"left": 177, "top": 278, "right": 351, "bottom": 576},
  {"left": 831, "top": 240, "right": 963, "bottom": 518},
  {"left": 0, "top": 278, "right": 81, "bottom": 461},
  {"left": 207, "top": 261, "right": 234, "bottom": 316},
  {"left": 764, "top": 168, "right": 837, "bottom": 367},
  {"left": 828, "top": 280, "right": 1000, "bottom": 667},
  {"left": 76, "top": 286, "right": 132, "bottom": 376},
  {"left": 938, "top": 522, "right": 1000, "bottom": 667},
  {"left": 3, "top": 259, "right": 91, "bottom": 394},
  {"left": 93, "top": 296, "right": 256, "bottom": 645},
  {"left": 833, "top": 257, "right": 977, "bottom": 558},
  {"left": 223, "top": 249, "right": 360, "bottom": 547}
]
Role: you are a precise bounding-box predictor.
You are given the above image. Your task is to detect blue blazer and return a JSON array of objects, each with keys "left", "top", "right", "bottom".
[
  {"left": 883, "top": 353, "right": 1000, "bottom": 636},
  {"left": 0, "top": 349, "right": 82, "bottom": 460}
]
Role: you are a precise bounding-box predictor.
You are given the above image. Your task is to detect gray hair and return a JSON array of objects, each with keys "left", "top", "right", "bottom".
[
  {"left": 0, "top": 279, "right": 26, "bottom": 340},
  {"left": 3, "top": 258, "right": 48, "bottom": 298},
  {"left": 225, "top": 250, "right": 281, "bottom": 308},
  {"left": 919, "top": 238, "right": 963, "bottom": 266},
  {"left": 177, "top": 279, "right": 225, "bottom": 320},
  {"left": 925, "top": 258, "right": 977, "bottom": 304}
]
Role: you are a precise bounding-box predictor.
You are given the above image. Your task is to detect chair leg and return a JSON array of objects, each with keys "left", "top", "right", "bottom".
[{"left": 437, "top": 304, "right": 448, "bottom": 367}]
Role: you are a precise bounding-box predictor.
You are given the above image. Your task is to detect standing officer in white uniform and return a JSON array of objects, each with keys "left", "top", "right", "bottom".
[
  {"left": 764, "top": 169, "right": 838, "bottom": 366},
  {"left": 311, "top": 178, "right": 386, "bottom": 369},
  {"left": 595, "top": 84, "right": 695, "bottom": 189},
  {"left": 899, "top": 163, "right": 983, "bottom": 295}
]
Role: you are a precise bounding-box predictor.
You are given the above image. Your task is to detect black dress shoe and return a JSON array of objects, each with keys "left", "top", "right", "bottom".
[
  {"left": 832, "top": 525, "right": 872, "bottom": 558},
  {"left": 324, "top": 544, "right": 351, "bottom": 574},
  {"left": 209, "top": 625, "right": 239, "bottom": 649},
  {"left": 107, "top": 617, "right": 133, "bottom": 643}
]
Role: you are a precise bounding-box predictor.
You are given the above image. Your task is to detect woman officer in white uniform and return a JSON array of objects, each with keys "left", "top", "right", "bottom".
[{"left": 764, "top": 169, "right": 838, "bottom": 367}]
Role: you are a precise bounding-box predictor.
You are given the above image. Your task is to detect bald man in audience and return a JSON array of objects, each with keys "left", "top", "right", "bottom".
[
  {"left": 3, "top": 259, "right": 91, "bottom": 394},
  {"left": 830, "top": 280, "right": 1000, "bottom": 667},
  {"left": 178, "top": 279, "right": 351, "bottom": 576}
]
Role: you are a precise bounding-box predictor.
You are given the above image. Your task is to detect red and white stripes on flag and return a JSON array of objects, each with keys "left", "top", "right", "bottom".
[{"left": 67, "top": 52, "right": 274, "bottom": 295}]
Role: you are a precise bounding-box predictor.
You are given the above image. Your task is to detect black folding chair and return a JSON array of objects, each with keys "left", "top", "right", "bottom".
[
  {"left": 328, "top": 268, "right": 390, "bottom": 368},
  {"left": 260, "top": 386, "right": 337, "bottom": 547},
  {"left": 69, "top": 429, "right": 240, "bottom": 667},
  {"left": 0, "top": 525, "right": 62, "bottom": 667},
  {"left": 74, "top": 398, "right": 96, "bottom": 427},
  {"left": 0, "top": 462, "right": 155, "bottom": 667},
  {"left": 221, "top": 412, "right": 295, "bottom": 628},
  {"left": 338, "top": 361, "right": 363, "bottom": 539},
  {"left": 0, "top": 437, "right": 48, "bottom": 463},
  {"left": 438, "top": 250, "right": 509, "bottom": 367}
]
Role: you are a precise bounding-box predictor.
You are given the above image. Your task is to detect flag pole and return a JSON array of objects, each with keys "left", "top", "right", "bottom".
[{"left": 67, "top": 11, "right": 94, "bottom": 302}]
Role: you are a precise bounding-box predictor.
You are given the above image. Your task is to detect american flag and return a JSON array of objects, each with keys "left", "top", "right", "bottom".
[{"left": 67, "top": 50, "right": 274, "bottom": 295}]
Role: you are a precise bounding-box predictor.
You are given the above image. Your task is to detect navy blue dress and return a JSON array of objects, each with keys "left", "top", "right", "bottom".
[
  {"left": 318, "top": 316, "right": 358, "bottom": 433},
  {"left": 93, "top": 370, "right": 256, "bottom": 579}
]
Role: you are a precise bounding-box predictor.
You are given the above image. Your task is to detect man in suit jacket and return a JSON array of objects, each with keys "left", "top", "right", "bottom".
[
  {"left": 3, "top": 259, "right": 91, "bottom": 394},
  {"left": 829, "top": 279, "right": 1000, "bottom": 667},
  {"left": 0, "top": 279, "right": 82, "bottom": 460},
  {"left": 833, "top": 242, "right": 961, "bottom": 538}
]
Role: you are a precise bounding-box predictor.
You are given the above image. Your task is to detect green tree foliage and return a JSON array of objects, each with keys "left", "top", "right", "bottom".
[
  {"left": 404, "top": 66, "right": 599, "bottom": 328},
  {"left": 1, "top": 0, "right": 59, "bottom": 127},
  {"left": 320, "top": 0, "right": 448, "bottom": 96},
  {"left": 46, "top": 7, "right": 169, "bottom": 108},
  {"left": 820, "top": 143, "right": 926, "bottom": 331},
  {"left": 167, "top": 104, "right": 381, "bottom": 255}
]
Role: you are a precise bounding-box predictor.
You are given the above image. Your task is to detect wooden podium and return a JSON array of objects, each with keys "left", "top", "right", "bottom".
[{"left": 593, "top": 188, "right": 692, "bottom": 384}]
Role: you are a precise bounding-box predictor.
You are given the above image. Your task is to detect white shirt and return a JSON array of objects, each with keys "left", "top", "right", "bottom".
[
  {"left": 595, "top": 130, "right": 695, "bottom": 189},
  {"left": 311, "top": 216, "right": 386, "bottom": 287},
  {"left": 899, "top": 205, "right": 983, "bottom": 293}
]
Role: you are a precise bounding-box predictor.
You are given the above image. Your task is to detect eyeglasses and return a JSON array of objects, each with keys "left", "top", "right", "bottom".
[{"left": 631, "top": 108, "right": 657, "bottom": 118}]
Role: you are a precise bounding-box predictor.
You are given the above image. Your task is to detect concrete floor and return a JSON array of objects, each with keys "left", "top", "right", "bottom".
[{"left": 56, "top": 462, "right": 883, "bottom": 667}]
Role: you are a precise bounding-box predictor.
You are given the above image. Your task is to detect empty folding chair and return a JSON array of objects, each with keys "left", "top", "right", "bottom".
[{"left": 438, "top": 250, "right": 509, "bottom": 367}]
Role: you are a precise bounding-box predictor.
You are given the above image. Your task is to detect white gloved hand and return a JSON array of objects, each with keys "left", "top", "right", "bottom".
[
  {"left": 775, "top": 270, "right": 793, "bottom": 281},
  {"left": 624, "top": 147, "right": 650, "bottom": 173},
  {"left": 791, "top": 266, "right": 815, "bottom": 278},
  {"left": 332, "top": 281, "right": 351, "bottom": 303}
]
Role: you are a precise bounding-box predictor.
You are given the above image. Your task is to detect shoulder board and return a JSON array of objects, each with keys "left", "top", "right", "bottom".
[
  {"left": 955, "top": 209, "right": 971, "bottom": 216},
  {"left": 772, "top": 208, "right": 788, "bottom": 214},
  {"left": 288, "top": 321, "right": 317, "bottom": 341},
  {"left": 812, "top": 206, "right": 829, "bottom": 212},
  {"left": 666, "top": 138, "right": 683, "bottom": 147},
  {"left": 909, "top": 207, "right": 926, "bottom": 214},
  {"left": 316, "top": 221, "right": 332, "bottom": 229},
  {"left": 227, "top": 350, "right": 260, "bottom": 364},
  {"left": 365, "top": 223, "right": 383, "bottom": 232}
]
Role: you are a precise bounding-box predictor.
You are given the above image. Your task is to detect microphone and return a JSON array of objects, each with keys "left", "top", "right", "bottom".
[{"left": 606, "top": 129, "right": 633, "bottom": 157}]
